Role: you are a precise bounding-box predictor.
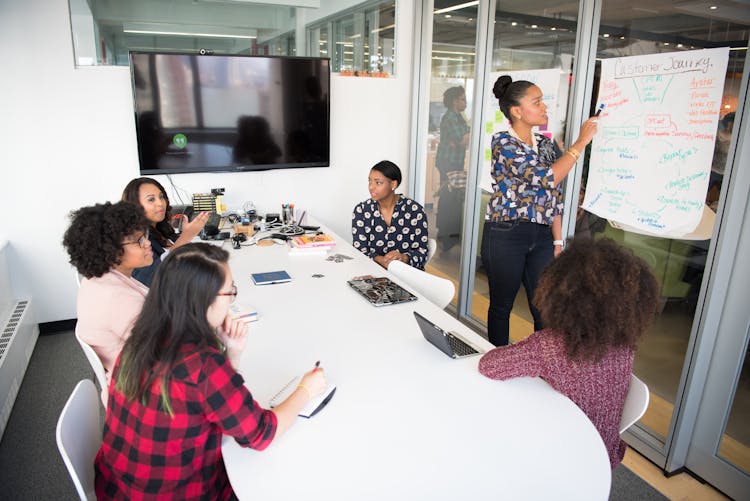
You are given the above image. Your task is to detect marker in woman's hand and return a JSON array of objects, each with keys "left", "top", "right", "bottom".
[
  {"left": 594, "top": 103, "right": 605, "bottom": 117},
  {"left": 313, "top": 360, "right": 320, "bottom": 373}
]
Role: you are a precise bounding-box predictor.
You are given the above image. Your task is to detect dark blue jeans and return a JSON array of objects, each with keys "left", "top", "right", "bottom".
[{"left": 480, "top": 220, "right": 553, "bottom": 346}]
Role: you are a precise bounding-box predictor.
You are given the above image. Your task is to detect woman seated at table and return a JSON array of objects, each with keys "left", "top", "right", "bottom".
[
  {"left": 122, "top": 177, "right": 210, "bottom": 286},
  {"left": 63, "top": 201, "right": 152, "bottom": 375},
  {"left": 478, "top": 238, "right": 658, "bottom": 469},
  {"left": 95, "top": 243, "right": 327, "bottom": 499},
  {"left": 352, "top": 160, "right": 429, "bottom": 270}
]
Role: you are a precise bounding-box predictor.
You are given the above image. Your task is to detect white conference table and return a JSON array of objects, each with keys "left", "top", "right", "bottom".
[{"left": 221, "top": 224, "right": 612, "bottom": 501}]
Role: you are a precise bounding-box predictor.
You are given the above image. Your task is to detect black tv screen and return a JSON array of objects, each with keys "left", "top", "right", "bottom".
[{"left": 129, "top": 52, "right": 330, "bottom": 175}]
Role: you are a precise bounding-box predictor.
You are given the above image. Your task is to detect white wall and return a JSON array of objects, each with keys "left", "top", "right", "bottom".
[{"left": 0, "top": 0, "right": 416, "bottom": 323}]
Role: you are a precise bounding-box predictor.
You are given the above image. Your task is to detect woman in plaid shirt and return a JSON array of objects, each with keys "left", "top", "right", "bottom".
[{"left": 95, "top": 243, "right": 326, "bottom": 500}]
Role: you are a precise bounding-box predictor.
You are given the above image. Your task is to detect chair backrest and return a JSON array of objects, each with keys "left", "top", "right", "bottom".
[
  {"left": 56, "top": 379, "right": 101, "bottom": 501},
  {"left": 619, "top": 374, "right": 650, "bottom": 434},
  {"left": 426, "top": 238, "right": 437, "bottom": 264},
  {"left": 388, "top": 260, "right": 455, "bottom": 309},
  {"left": 74, "top": 328, "right": 109, "bottom": 402}
]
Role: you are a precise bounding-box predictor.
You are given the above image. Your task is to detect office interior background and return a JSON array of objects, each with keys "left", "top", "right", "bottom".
[{"left": 0, "top": 0, "right": 748, "bottom": 498}]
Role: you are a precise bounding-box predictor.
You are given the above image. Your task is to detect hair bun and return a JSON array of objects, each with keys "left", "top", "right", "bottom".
[{"left": 493, "top": 75, "right": 513, "bottom": 99}]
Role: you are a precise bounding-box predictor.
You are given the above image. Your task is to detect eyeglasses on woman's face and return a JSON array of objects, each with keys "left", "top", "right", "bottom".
[
  {"left": 122, "top": 230, "right": 150, "bottom": 249},
  {"left": 217, "top": 283, "right": 238, "bottom": 303}
]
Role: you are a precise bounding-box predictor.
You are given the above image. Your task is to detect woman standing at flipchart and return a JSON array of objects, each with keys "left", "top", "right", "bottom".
[{"left": 482, "top": 75, "right": 599, "bottom": 347}]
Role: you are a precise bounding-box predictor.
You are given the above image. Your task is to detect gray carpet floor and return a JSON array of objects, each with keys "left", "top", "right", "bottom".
[{"left": 0, "top": 330, "right": 668, "bottom": 500}]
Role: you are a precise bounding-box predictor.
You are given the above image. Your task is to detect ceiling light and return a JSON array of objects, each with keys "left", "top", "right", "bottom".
[
  {"left": 371, "top": 24, "right": 395, "bottom": 34},
  {"left": 434, "top": 1, "right": 479, "bottom": 15},
  {"left": 677, "top": 43, "right": 683, "bottom": 48},
  {"left": 620, "top": 36, "right": 625, "bottom": 40},
  {"left": 511, "top": 22, "right": 518, "bottom": 26},
  {"left": 123, "top": 23, "right": 256, "bottom": 39},
  {"left": 531, "top": 24, "right": 538, "bottom": 28},
  {"left": 551, "top": 27, "right": 556, "bottom": 31},
  {"left": 709, "top": 5, "right": 718, "bottom": 10},
  {"left": 123, "top": 29, "right": 256, "bottom": 39},
  {"left": 445, "top": 14, "right": 452, "bottom": 18},
  {"left": 603, "top": 33, "right": 610, "bottom": 38},
  {"left": 664, "top": 42, "right": 670, "bottom": 46}
]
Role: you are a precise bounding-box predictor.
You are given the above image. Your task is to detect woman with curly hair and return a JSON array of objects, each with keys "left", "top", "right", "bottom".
[
  {"left": 478, "top": 237, "right": 659, "bottom": 469},
  {"left": 63, "top": 201, "right": 153, "bottom": 375},
  {"left": 122, "top": 177, "right": 209, "bottom": 286}
]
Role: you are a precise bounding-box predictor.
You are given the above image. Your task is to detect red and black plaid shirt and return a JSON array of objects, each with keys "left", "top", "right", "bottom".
[{"left": 95, "top": 343, "right": 277, "bottom": 500}]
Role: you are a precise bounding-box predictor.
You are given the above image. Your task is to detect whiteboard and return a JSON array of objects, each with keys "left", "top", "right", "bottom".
[{"left": 583, "top": 47, "right": 729, "bottom": 236}]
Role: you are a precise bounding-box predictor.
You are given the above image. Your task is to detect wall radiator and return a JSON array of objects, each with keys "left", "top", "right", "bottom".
[
  {"left": 0, "top": 238, "right": 39, "bottom": 443},
  {"left": 0, "top": 298, "right": 38, "bottom": 442}
]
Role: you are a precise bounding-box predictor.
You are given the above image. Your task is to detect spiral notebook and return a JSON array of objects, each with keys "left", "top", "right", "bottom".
[{"left": 269, "top": 376, "right": 336, "bottom": 418}]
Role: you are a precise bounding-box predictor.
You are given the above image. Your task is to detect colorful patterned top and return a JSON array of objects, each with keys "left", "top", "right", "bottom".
[
  {"left": 352, "top": 196, "right": 429, "bottom": 270},
  {"left": 485, "top": 130, "right": 563, "bottom": 224},
  {"left": 95, "top": 343, "right": 278, "bottom": 500},
  {"left": 478, "top": 329, "right": 633, "bottom": 469}
]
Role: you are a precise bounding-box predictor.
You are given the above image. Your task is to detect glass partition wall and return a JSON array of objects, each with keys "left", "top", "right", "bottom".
[
  {"left": 577, "top": 0, "right": 749, "bottom": 478},
  {"left": 413, "top": 1, "right": 749, "bottom": 494}
]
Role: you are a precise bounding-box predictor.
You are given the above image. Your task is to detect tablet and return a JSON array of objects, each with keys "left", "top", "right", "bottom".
[{"left": 251, "top": 270, "right": 292, "bottom": 285}]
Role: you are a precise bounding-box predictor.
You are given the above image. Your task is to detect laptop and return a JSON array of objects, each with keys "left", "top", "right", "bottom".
[
  {"left": 413, "top": 311, "right": 483, "bottom": 359},
  {"left": 347, "top": 276, "right": 417, "bottom": 307}
]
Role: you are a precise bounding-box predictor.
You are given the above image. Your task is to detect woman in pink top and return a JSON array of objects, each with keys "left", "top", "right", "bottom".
[
  {"left": 478, "top": 237, "right": 659, "bottom": 469},
  {"left": 63, "top": 201, "right": 153, "bottom": 375}
]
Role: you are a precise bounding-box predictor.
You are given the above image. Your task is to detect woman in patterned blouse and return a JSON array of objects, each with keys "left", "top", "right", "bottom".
[
  {"left": 352, "top": 160, "right": 429, "bottom": 270},
  {"left": 478, "top": 238, "right": 659, "bottom": 469},
  {"left": 482, "top": 75, "right": 599, "bottom": 346},
  {"left": 95, "top": 243, "right": 327, "bottom": 500}
]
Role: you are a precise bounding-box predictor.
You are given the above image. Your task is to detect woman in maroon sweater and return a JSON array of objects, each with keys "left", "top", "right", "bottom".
[{"left": 478, "top": 237, "right": 658, "bottom": 469}]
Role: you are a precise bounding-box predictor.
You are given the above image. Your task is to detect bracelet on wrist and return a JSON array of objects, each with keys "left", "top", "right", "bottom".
[
  {"left": 565, "top": 148, "right": 580, "bottom": 160},
  {"left": 553, "top": 239, "right": 565, "bottom": 247},
  {"left": 296, "top": 384, "right": 312, "bottom": 400}
]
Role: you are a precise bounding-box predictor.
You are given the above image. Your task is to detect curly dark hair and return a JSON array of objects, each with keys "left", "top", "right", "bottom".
[
  {"left": 532, "top": 237, "right": 659, "bottom": 362},
  {"left": 63, "top": 201, "right": 148, "bottom": 279},
  {"left": 442, "top": 86, "right": 465, "bottom": 108},
  {"left": 122, "top": 177, "right": 176, "bottom": 247}
]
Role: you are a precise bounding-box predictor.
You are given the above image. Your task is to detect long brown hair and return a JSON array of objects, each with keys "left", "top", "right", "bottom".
[
  {"left": 122, "top": 177, "right": 176, "bottom": 247},
  {"left": 116, "top": 243, "right": 228, "bottom": 415}
]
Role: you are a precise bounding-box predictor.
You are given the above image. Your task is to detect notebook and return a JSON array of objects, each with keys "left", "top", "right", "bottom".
[
  {"left": 413, "top": 311, "right": 483, "bottom": 359},
  {"left": 251, "top": 270, "right": 292, "bottom": 285},
  {"left": 347, "top": 276, "right": 418, "bottom": 307},
  {"left": 269, "top": 376, "right": 337, "bottom": 418}
]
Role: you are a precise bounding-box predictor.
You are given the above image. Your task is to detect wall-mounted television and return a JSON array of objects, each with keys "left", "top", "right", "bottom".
[{"left": 129, "top": 52, "right": 330, "bottom": 175}]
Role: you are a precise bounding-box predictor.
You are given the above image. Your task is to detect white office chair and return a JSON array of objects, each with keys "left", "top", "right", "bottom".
[
  {"left": 74, "top": 327, "right": 109, "bottom": 405},
  {"left": 56, "top": 379, "right": 101, "bottom": 501},
  {"left": 426, "top": 238, "right": 437, "bottom": 264},
  {"left": 388, "top": 260, "right": 455, "bottom": 309},
  {"left": 619, "top": 374, "right": 650, "bottom": 434},
  {"left": 73, "top": 267, "right": 83, "bottom": 288}
]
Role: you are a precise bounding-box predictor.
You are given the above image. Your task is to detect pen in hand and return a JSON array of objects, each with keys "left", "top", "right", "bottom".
[
  {"left": 594, "top": 103, "right": 605, "bottom": 117},
  {"left": 313, "top": 360, "right": 320, "bottom": 372}
]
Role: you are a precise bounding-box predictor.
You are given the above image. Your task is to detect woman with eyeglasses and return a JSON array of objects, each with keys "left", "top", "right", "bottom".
[
  {"left": 95, "top": 243, "right": 327, "bottom": 499},
  {"left": 122, "top": 177, "right": 210, "bottom": 286},
  {"left": 63, "top": 201, "right": 152, "bottom": 376}
]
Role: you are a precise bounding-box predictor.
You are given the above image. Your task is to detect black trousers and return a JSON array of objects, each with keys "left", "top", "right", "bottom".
[{"left": 480, "top": 220, "right": 553, "bottom": 346}]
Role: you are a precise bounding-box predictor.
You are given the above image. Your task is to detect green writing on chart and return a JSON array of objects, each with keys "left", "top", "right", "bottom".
[
  {"left": 602, "top": 127, "right": 640, "bottom": 140},
  {"left": 173, "top": 133, "right": 188, "bottom": 149},
  {"left": 659, "top": 148, "right": 697, "bottom": 164}
]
